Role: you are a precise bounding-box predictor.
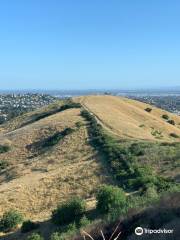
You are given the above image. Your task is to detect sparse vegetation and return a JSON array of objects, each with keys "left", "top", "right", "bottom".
[
  {"left": 151, "top": 129, "right": 163, "bottom": 138},
  {"left": 52, "top": 197, "right": 86, "bottom": 226},
  {"left": 0, "top": 210, "right": 23, "bottom": 232},
  {"left": 27, "top": 233, "right": 44, "bottom": 240},
  {"left": 75, "top": 121, "right": 84, "bottom": 128}
]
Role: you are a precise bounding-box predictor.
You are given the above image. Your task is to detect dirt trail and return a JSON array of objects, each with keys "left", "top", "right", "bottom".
[{"left": 79, "top": 96, "right": 124, "bottom": 138}]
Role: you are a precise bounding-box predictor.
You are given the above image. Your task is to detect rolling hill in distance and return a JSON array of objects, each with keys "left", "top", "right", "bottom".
[{"left": 0, "top": 95, "right": 179, "bottom": 240}]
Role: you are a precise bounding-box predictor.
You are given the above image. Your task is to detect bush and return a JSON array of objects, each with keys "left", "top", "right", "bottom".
[
  {"left": 0, "top": 160, "right": 9, "bottom": 171},
  {"left": 167, "top": 119, "right": 175, "bottom": 125},
  {"left": 50, "top": 232, "right": 62, "bottom": 240},
  {"left": 77, "top": 215, "right": 90, "bottom": 228},
  {"left": 52, "top": 223, "right": 77, "bottom": 240},
  {"left": 27, "top": 233, "right": 44, "bottom": 240},
  {"left": 0, "top": 210, "right": 23, "bottom": 232},
  {"left": 170, "top": 133, "right": 179, "bottom": 138},
  {"left": 52, "top": 197, "right": 86, "bottom": 225},
  {"left": 96, "top": 185, "right": 126, "bottom": 214},
  {"left": 129, "top": 143, "right": 144, "bottom": 156},
  {"left": 21, "top": 220, "right": 39, "bottom": 233},
  {"left": 143, "top": 185, "right": 159, "bottom": 199},
  {"left": 162, "top": 114, "right": 169, "bottom": 120},
  {"left": 75, "top": 121, "right": 83, "bottom": 128},
  {"left": 145, "top": 107, "right": 152, "bottom": 113},
  {"left": 0, "top": 145, "right": 10, "bottom": 154}
]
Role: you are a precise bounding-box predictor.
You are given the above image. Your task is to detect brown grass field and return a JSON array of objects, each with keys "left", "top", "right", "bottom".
[
  {"left": 0, "top": 107, "right": 111, "bottom": 224},
  {"left": 76, "top": 95, "right": 180, "bottom": 141},
  {"left": 0, "top": 96, "right": 179, "bottom": 239}
]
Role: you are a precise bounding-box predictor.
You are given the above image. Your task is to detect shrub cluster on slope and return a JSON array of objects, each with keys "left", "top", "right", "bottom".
[
  {"left": 96, "top": 185, "right": 126, "bottom": 214},
  {"left": 27, "top": 127, "right": 75, "bottom": 155},
  {"left": 52, "top": 197, "right": 86, "bottom": 226},
  {"left": 0, "top": 210, "right": 23, "bottom": 232},
  {"left": 80, "top": 110, "right": 177, "bottom": 192}
]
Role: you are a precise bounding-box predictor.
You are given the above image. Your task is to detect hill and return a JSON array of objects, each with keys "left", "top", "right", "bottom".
[
  {"left": 0, "top": 100, "right": 111, "bottom": 222},
  {"left": 0, "top": 96, "right": 179, "bottom": 240},
  {"left": 76, "top": 95, "right": 180, "bottom": 141}
]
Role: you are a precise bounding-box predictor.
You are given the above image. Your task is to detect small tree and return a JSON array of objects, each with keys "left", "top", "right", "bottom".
[
  {"left": 96, "top": 185, "right": 126, "bottom": 214},
  {"left": 27, "top": 233, "right": 44, "bottom": 240},
  {"left": 0, "top": 210, "right": 23, "bottom": 232},
  {"left": 52, "top": 197, "right": 86, "bottom": 225}
]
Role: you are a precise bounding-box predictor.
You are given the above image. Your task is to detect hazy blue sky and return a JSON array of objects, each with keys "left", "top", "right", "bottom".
[{"left": 0, "top": 0, "right": 180, "bottom": 90}]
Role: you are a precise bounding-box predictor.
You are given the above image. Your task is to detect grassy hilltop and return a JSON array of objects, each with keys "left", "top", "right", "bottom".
[{"left": 0, "top": 96, "right": 179, "bottom": 240}]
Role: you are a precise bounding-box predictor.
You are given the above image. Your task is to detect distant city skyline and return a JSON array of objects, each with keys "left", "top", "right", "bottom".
[{"left": 0, "top": 1, "right": 180, "bottom": 90}]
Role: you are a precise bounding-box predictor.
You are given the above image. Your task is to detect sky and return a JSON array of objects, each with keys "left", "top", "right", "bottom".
[{"left": 0, "top": 0, "right": 180, "bottom": 90}]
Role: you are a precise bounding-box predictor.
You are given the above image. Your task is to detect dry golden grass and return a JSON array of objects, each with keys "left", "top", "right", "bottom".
[
  {"left": 76, "top": 95, "right": 180, "bottom": 141},
  {"left": 0, "top": 108, "right": 111, "bottom": 222},
  {"left": 0, "top": 96, "right": 180, "bottom": 239},
  {"left": 2, "top": 100, "right": 64, "bottom": 132}
]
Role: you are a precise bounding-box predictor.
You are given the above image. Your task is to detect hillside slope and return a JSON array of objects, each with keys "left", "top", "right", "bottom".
[
  {"left": 0, "top": 106, "right": 111, "bottom": 221},
  {"left": 0, "top": 96, "right": 179, "bottom": 240},
  {"left": 76, "top": 95, "right": 180, "bottom": 141}
]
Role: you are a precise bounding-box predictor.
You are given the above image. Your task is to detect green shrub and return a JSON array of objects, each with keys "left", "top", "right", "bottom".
[
  {"left": 162, "top": 114, "right": 169, "bottom": 120},
  {"left": 21, "top": 220, "right": 39, "bottom": 233},
  {"left": 96, "top": 185, "right": 126, "bottom": 214},
  {"left": 145, "top": 107, "right": 152, "bottom": 113},
  {"left": 50, "top": 222, "right": 77, "bottom": 240},
  {"left": 61, "top": 222, "right": 77, "bottom": 233},
  {"left": 129, "top": 143, "right": 144, "bottom": 156},
  {"left": 27, "top": 233, "right": 44, "bottom": 240},
  {"left": 131, "top": 166, "right": 157, "bottom": 189},
  {"left": 0, "top": 145, "right": 10, "bottom": 154},
  {"left": 54, "top": 223, "right": 77, "bottom": 240},
  {"left": 77, "top": 215, "right": 90, "bottom": 228},
  {"left": 75, "top": 121, "right": 83, "bottom": 128},
  {"left": 52, "top": 197, "right": 86, "bottom": 225},
  {"left": 143, "top": 185, "right": 159, "bottom": 199},
  {"left": 50, "top": 232, "right": 61, "bottom": 240},
  {"left": 0, "top": 160, "right": 9, "bottom": 171},
  {"left": 169, "top": 133, "right": 179, "bottom": 138},
  {"left": 0, "top": 210, "right": 23, "bottom": 232},
  {"left": 167, "top": 119, "right": 175, "bottom": 125}
]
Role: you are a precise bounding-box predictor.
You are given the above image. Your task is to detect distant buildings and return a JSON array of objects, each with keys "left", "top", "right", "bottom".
[
  {"left": 128, "top": 95, "right": 180, "bottom": 115},
  {"left": 0, "top": 93, "right": 56, "bottom": 123}
]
